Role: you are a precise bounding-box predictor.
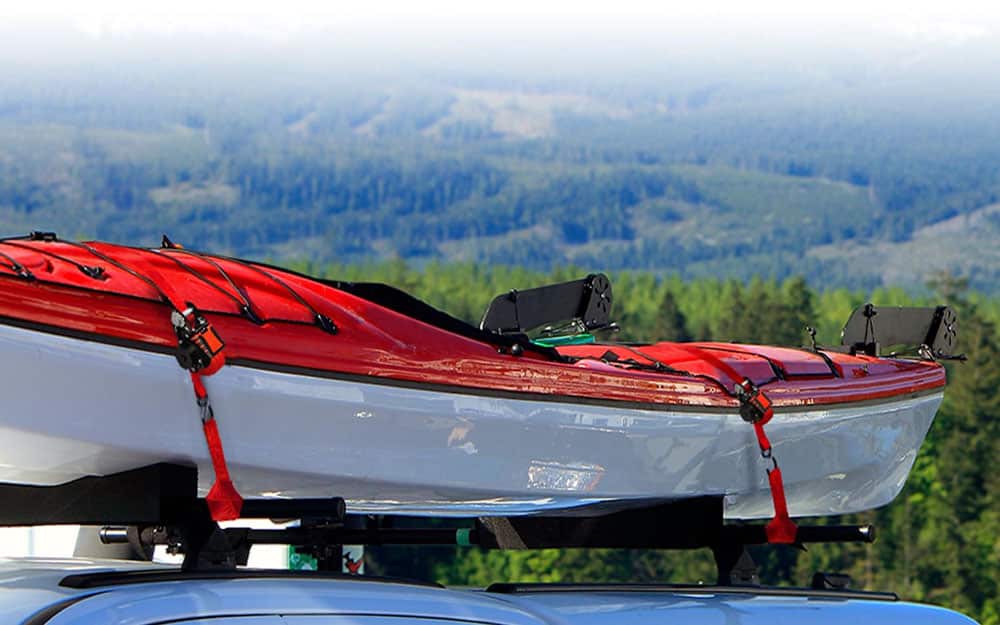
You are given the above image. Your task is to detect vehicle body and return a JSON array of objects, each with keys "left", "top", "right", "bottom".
[{"left": 0, "top": 558, "right": 980, "bottom": 625}]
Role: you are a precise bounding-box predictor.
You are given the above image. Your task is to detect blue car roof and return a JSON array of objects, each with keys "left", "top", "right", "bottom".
[{"left": 1, "top": 558, "right": 980, "bottom": 625}]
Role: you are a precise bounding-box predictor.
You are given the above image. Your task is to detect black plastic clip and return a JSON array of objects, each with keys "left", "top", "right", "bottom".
[
  {"left": 736, "top": 378, "right": 773, "bottom": 424},
  {"left": 29, "top": 231, "right": 58, "bottom": 242},
  {"left": 314, "top": 313, "right": 338, "bottom": 335},
  {"left": 812, "top": 572, "right": 852, "bottom": 590},
  {"left": 172, "top": 307, "right": 226, "bottom": 372},
  {"left": 196, "top": 396, "right": 214, "bottom": 423},
  {"left": 806, "top": 326, "right": 818, "bottom": 351},
  {"left": 80, "top": 265, "right": 107, "bottom": 280},
  {"left": 240, "top": 305, "right": 265, "bottom": 326},
  {"left": 11, "top": 263, "right": 34, "bottom": 281}
]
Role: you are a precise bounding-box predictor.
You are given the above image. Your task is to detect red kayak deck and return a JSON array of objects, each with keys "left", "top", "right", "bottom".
[{"left": 0, "top": 237, "right": 945, "bottom": 409}]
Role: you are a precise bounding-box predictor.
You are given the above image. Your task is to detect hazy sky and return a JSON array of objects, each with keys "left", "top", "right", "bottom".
[
  {"left": 4, "top": 0, "right": 999, "bottom": 43},
  {"left": 3, "top": 0, "right": 999, "bottom": 87}
]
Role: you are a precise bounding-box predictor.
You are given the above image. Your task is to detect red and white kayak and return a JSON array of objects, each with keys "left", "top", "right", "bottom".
[{"left": 0, "top": 234, "right": 948, "bottom": 519}]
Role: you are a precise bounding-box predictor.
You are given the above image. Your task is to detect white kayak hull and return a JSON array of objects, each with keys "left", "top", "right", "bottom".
[{"left": 0, "top": 323, "right": 941, "bottom": 519}]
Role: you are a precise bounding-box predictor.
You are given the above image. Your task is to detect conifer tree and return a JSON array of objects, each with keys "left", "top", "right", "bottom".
[
  {"left": 716, "top": 280, "right": 749, "bottom": 341},
  {"left": 743, "top": 277, "right": 771, "bottom": 342},
  {"left": 780, "top": 276, "right": 815, "bottom": 346},
  {"left": 652, "top": 290, "right": 692, "bottom": 342},
  {"left": 919, "top": 302, "right": 1000, "bottom": 615}
]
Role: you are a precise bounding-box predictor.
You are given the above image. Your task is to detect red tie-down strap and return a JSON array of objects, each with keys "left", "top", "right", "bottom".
[
  {"left": 764, "top": 465, "right": 798, "bottom": 543},
  {"left": 736, "top": 378, "right": 798, "bottom": 544},
  {"left": 656, "top": 343, "right": 799, "bottom": 544},
  {"left": 176, "top": 305, "right": 242, "bottom": 522},
  {"left": 190, "top": 372, "right": 244, "bottom": 521},
  {"left": 163, "top": 293, "right": 232, "bottom": 496},
  {"left": 48, "top": 252, "right": 244, "bottom": 522}
]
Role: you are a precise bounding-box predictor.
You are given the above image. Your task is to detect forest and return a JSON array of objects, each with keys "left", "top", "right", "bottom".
[
  {"left": 5, "top": 40, "right": 1000, "bottom": 291},
  {"left": 300, "top": 261, "right": 1000, "bottom": 625}
]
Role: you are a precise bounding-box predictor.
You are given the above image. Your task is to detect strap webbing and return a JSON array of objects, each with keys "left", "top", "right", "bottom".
[
  {"left": 644, "top": 343, "right": 798, "bottom": 544},
  {"left": 85, "top": 246, "right": 244, "bottom": 522},
  {"left": 10, "top": 235, "right": 244, "bottom": 522},
  {"left": 765, "top": 466, "right": 798, "bottom": 543},
  {"left": 191, "top": 371, "right": 244, "bottom": 521}
]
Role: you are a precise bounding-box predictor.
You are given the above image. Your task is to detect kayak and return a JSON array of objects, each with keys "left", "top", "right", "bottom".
[{"left": 0, "top": 234, "right": 949, "bottom": 519}]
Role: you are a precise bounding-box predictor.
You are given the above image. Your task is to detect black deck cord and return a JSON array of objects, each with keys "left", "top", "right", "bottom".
[
  {"left": 808, "top": 345, "right": 843, "bottom": 378},
  {"left": 0, "top": 240, "right": 106, "bottom": 280},
  {"left": 613, "top": 355, "right": 782, "bottom": 392},
  {"left": 697, "top": 343, "right": 842, "bottom": 380},
  {"left": 13, "top": 234, "right": 327, "bottom": 333},
  {"left": 696, "top": 344, "right": 788, "bottom": 381},
  {"left": 156, "top": 248, "right": 264, "bottom": 325},
  {"left": 150, "top": 249, "right": 264, "bottom": 325},
  {"left": 205, "top": 255, "right": 555, "bottom": 357},
  {"left": 0, "top": 250, "right": 34, "bottom": 280},
  {"left": 584, "top": 343, "right": 779, "bottom": 398},
  {"left": 198, "top": 252, "right": 338, "bottom": 334},
  {"left": 574, "top": 350, "right": 741, "bottom": 395},
  {"left": 51, "top": 239, "right": 185, "bottom": 313},
  {"left": 627, "top": 343, "right": 780, "bottom": 395}
]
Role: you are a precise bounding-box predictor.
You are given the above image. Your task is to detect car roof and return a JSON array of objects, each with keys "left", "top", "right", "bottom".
[
  {"left": 3, "top": 558, "right": 545, "bottom": 625},
  {"left": 490, "top": 588, "right": 980, "bottom": 625},
  {"left": 1, "top": 558, "right": 980, "bottom": 625},
  {"left": 0, "top": 557, "right": 167, "bottom": 624}
]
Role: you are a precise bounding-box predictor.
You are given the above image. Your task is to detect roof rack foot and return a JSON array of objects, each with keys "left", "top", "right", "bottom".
[{"left": 712, "top": 541, "right": 759, "bottom": 586}]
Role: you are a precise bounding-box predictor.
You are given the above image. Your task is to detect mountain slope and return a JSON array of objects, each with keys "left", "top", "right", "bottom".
[
  {"left": 809, "top": 203, "right": 1000, "bottom": 289},
  {"left": 3, "top": 47, "right": 1000, "bottom": 290}
]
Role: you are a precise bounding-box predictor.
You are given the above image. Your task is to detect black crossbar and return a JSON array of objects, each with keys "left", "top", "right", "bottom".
[
  {"left": 0, "top": 463, "right": 197, "bottom": 526},
  {"left": 4, "top": 463, "right": 879, "bottom": 584},
  {"left": 0, "top": 464, "right": 346, "bottom": 527}
]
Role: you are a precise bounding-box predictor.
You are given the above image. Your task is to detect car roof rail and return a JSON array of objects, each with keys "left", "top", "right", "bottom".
[
  {"left": 484, "top": 582, "right": 898, "bottom": 602},
  {"left": 60, "top": 568, "right": 443, "bottom": 590}
]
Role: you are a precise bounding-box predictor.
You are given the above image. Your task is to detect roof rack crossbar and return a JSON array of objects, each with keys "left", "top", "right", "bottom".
[
  {"left": 4, "top": 463, "right": 876, "bottom": 583},
  {"left": 0, "top": 463, "right": 197, "bottom": 527}
]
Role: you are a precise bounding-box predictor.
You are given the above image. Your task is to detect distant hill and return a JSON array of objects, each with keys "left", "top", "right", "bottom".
[{"left": 3, "top": 40, "right": 1000, "bottom": 291}]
